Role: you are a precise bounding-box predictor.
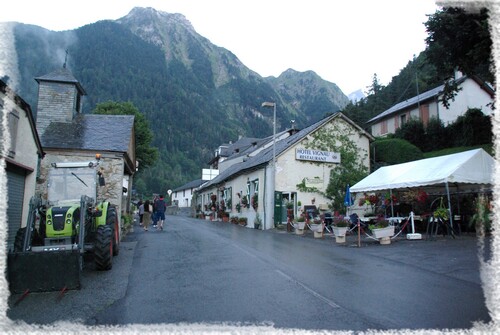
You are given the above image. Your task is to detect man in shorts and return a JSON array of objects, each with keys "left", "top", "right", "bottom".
[{"left": 154, "top": 195, "right": 167, "bottom": 230}]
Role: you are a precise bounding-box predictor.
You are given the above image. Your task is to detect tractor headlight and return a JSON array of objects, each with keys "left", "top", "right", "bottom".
[
  {"left": 47, "top": 220, "right": 52, "bottom": 225},
  {"left": 66, "top": 219, "right": 72, "bottom": 225},
  {"left": 67, "top": 213, "right": 72, "bottom": 218}
]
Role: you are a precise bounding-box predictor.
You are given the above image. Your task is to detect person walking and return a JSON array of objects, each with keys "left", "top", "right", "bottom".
[
  {"left": 143, "top": 200, "right": 152, "bottom": 231},
  {"left": 154, "top": 195, "right": 167, "bottom": 230},
  {"left": 138, "top": 200, "right": 144, "bottom": 227},
  {"left": 152, "top": 195, "right": 158, "bottom": 228}
]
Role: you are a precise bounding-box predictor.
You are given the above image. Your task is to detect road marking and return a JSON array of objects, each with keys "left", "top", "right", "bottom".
[{"left": 275, "top": 270, "right": 340, "bottom": 309}]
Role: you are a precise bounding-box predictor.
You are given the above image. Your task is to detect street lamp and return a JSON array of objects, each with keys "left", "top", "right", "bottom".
[{"left": 261, "top": 101, "right": 276, "bottom": 230}]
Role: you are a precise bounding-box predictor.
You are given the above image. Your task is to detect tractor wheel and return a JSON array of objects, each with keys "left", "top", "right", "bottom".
[
  {"left": 13, "top": 227, "right": 27, "bottom": 252},
  {"left": 94, "top": 225, "right": 113, "bottom": 270},
  {"left": 107, "top": 205, "right": 120, "bottom": 256}
]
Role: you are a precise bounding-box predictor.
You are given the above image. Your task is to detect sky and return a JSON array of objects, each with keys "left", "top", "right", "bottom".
[{"left": 0, "top": 0, "right": 442, "bottom": 95}]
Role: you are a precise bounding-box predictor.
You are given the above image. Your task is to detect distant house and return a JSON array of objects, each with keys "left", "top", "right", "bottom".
[
  {"left": 0, "top": 79, "right": 44, "bottom": 250},
  {"left": 171, "top": 179, "right": 207, "bottom": 208},
  {"left": 196, "top": 112, "right": 374, "bottom": 229},
  {"left": 367, "top": 74, "right": 494, "bottom": 137},
  {"left": 34, "top": 67, "right": 136, "bottom": 237}
]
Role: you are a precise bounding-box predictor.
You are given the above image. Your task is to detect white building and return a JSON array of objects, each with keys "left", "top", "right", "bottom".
[
  {"left": 368, "top": 75, "right": 494, "bottom": 137},
  {"left": 0, "top": 79, "right": 44, "bottom": 250},
  {"left": 171, "top": 179, "right": 207, "bottom": 208},
  {"left": 195, "top": 112, "right": 374, "bottom": 230}
]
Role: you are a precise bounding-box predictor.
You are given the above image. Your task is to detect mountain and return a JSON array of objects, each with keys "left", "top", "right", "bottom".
[
  {"left": 347, "top": 89, "right": 365, "bottom": 103},
  {"left": 1, "top": 7, "right": 350, "bottom": 194}
]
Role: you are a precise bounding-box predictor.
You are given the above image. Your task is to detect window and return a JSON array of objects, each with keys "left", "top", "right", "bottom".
[
  {"left": 400, "top": 114, "right": 407, "bottom": 126},
  {"left": 7, "top": 109, "right": 19, "bottom": 158},
  {"left": 420, "top": 104, "right": 430, "bottom": 126},
  {"left": 380, "top": 120, "right": 388, "bottom": 135},
  {"left": 223, "top": 187, "right": 232, "bottom": 210}
]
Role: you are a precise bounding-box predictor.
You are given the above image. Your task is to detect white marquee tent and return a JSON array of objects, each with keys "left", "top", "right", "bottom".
[{"left": 350, "top": 148, "right": 495, "bottom": 227}]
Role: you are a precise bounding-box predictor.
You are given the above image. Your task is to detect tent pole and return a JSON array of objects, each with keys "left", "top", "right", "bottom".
[
  {"left": 445, "top": 181, "right": 453, "bottom": 229},
  {"left": 390, "top": 189, "right": 394, "bottom": 217}
]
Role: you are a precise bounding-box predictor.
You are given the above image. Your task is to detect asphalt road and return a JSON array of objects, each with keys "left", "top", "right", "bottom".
[{"left": 4, "top": 213, "right": 495, "bottom": 333}]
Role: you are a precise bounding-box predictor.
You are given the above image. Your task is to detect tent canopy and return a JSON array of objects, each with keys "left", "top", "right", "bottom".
[{"left": 351, "top": 148, "right": 494, "bottom": 193}]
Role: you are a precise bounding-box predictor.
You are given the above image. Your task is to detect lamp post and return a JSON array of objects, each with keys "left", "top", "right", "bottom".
[{"left": 261, "top": 101, "right": 276, "bottom": 230}]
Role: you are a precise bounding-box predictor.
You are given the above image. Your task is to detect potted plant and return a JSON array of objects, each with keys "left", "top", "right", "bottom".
[
  {"left": 469, "top": 194, "right": 491, "bottom": 236},
  {"left": 309, "top": 218, "right": 324, "bottom": 238},
  {"left": 238, "top": 217, "right": 248, "bottom": 226},
  {"left": 254, "top": 213, "right": 262, "bottom": 229},
  {"left": 332, "top": 217, "right": 350, "bottom": 243},
  {"left": 293, "top": 216, "right": 306, "bottom": 235},
  {"left": 235, "top": 202, "right": 241, "bottom": 213},
  {"left": 251, "top": 194, "right": 258, "bottom": 210},
  {"left": 241, "top": 196, "right": 249, "bottom": 208},
  {"left": 369, "top": 219, "right": 394, "bottom": 244},
  {"left": 433, "top": 197, "right": 449, "bottom": 221},
  {"left": 220, "top": 211, "right": 229, "bottom": 222},
  {"left": 230, "top": 216, "right": 239, "bottom": 224}
]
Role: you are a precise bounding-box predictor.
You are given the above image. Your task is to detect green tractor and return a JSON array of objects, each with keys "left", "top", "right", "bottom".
[{"left": 8, "top": 155, "right": 120, "bottom": 293}]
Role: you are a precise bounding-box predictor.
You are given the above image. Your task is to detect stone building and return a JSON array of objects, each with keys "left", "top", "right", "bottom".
[{"left": 34, "top": 67, "right": 136, "bottom": 237}]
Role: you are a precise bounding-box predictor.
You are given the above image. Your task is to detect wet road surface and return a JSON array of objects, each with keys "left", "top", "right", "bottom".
[{"left": 5, "top": 213, "right": 494, "bottom": 332}]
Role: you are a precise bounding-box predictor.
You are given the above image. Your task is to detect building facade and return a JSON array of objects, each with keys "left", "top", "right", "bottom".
[
  {"left": 34, "top": 67, "right": 136, "bottom": 238},
  {"left": 0, "top": 79, "right": 44, "bottom": 251},
  {"left": 368, "top": 75, "right": 494, "bottom": 137},
  {"left": 196, "top": 112, "right": 373, "bottom": 229}
]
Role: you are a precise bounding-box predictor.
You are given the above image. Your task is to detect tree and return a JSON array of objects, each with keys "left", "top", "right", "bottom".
[
  {"left": 394, "top": 118, "right": 426, "bottom": 150},
  {"left": 448, "top": 108, "right": 493, "bottom": 147},
  {"left": 93, "top": 101, "right": 159, "bottom": 169},
  {"left": 425, "top": 7, "right": 493, "bottom": 107}
]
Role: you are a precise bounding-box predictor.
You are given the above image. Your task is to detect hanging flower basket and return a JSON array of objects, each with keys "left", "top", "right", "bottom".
[
  {"left": 251, "top": 194, "right": 258, "bottom": 210},
  {"left": 241, "top": 196, "right": 249, "bottom": 208}
]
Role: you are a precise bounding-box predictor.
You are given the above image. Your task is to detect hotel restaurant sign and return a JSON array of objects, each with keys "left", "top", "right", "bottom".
[{"left": 295, "top": 148, "right": 341, "bottom": 163}]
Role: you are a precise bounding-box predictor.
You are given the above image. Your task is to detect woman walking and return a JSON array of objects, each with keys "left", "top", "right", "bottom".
[{"left": 143, "top": 200, "right": 152, "bottom": 231}]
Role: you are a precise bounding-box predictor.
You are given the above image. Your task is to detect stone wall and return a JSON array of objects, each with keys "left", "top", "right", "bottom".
[{"left": 35, "top": 81, "right": 78, "bottom": 137}]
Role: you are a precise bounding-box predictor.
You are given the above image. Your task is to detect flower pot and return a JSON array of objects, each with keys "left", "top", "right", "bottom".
[
  {"left": 335, "top": 235, "right": 346, "bottom": 243},
  {"left": 309, "top": 223, "right": 324, "bottom": 238},
  {"left": 292, "top": 222, "right": 305, "bottom": 235},
  {"left": 332, "top": 226, "right": 348, "bottom": 237},
  {"left": 372, "top": 226, "right": 395, "bottom": 244},
  {"left": 333, "top": 226, "right": 348, "bottom": 243}
]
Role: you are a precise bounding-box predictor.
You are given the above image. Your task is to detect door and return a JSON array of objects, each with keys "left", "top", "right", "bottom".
[
  {"left": 6, "top": 167, "right": 26, "bottom": 252},
  {"left": 274, "top": 191, "right": 282, "bottom": 226}
]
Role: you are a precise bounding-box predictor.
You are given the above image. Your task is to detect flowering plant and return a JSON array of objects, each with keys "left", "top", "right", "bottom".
[
  {"left": 251, "top": 194, "right": 258, "bottom": 210},
  {"left": 333, "top": 217, "right": 350, "bottom": 227}
]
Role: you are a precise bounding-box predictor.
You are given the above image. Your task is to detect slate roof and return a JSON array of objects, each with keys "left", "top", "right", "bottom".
[
  {"left": 41, "top": 114, "right": 134, "bottom": 153},
  {"left": 366, "top": 75, "right": 494, "bottom": 124},
  {"left": 35, "top": 67, "right": 87, "bottom": 95},
  {"left": 199, "top": 112, "right": 372, "bottom": 192},
  {"left": 366, "top": 85, "right": 444, "bottom": 124},
  {"left": 173, "top": 179, "right": 207, "bottom": 192}
]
